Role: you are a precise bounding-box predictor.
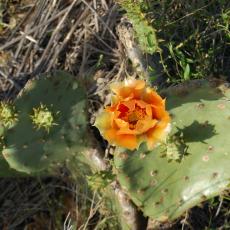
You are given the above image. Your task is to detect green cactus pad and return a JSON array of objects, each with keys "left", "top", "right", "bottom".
[
  {"left": 114, "top": 79, "right": 230, "bottom": 221},
  {"left": 2, "top": 71, "right": 90, "bottom": 174}
]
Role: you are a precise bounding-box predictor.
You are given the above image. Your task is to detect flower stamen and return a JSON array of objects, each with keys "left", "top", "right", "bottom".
[{"left": 119, "top": 104, "right": 147, "bottom": 129}]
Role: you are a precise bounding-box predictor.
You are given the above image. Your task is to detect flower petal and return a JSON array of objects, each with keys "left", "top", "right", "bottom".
[
  {"left": 94, "top": 111, "right": 112, "bottom": 131},
  {"left": 111, "top": 80, "right": 146, "bottom": 100},
  {"left": 151, "top": 105, "right": 167, "bottom": 120},
  {"left": 146, "top": 113, "right": 171, "bottom": 148},
  {"left": 135, "top": 118, "right": 158, "bottom": 134},
  {"left": 115, "top": 134, "right": 138, "bottom": 150},
  {"left": 104, "top": 129, "right": 138, "bottom": 150},
  {"left": 114, "top": 118, "right": 129, "bottom": 129},
  {"left": 136, "top": 100, "right": 148, "bottom": 108},
  {"left": 122, "top": 100, "right": 136, "bottom": 111},
  {"left": 116, "top": 118, "right": 157, "bottom": 135},
  {"left": 104, "top": 129, "right": 118, "bottom": 143},
  {"left": 146, "top": 104, "right": 152, "bottom": 117},
  {"left": 116, "top": 127, "right": 138, "bottom": 135},
  {"left": 143, "top": 87, "right": 165, "bottom": 106}
]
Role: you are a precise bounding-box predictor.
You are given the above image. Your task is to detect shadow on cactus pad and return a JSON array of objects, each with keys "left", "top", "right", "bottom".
[{"left": 180, "top": 120, "right": 217, "bottom": 143}]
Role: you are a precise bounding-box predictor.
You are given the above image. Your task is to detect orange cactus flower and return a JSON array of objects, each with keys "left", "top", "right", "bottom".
[{"left": 95, "top": 79, "right": 171, "bottom": 150}]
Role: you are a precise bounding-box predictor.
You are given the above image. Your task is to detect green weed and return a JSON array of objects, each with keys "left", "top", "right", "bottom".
[{"left": 118, "top": 0, "right": 230, "bottom": 82}]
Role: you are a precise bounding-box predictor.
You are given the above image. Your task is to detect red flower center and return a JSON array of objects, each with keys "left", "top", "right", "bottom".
[{"left": 118, "top": 103, "right": 147, "bottom": 129}]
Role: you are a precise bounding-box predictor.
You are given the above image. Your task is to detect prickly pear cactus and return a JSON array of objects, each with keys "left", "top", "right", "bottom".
[
  {"left": 114, "top": 79, "right": 230, "bottom": 222},
  {"left": 116, "top": 0, "right": 159, "bottom": 54},
  {"left": 1, "top": 71, "right": 90, "bottom": 175}
]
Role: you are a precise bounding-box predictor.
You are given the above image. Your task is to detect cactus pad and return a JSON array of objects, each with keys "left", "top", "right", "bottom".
[
  {"left": 114, "top": 80, "right": 230, "bottom": 221},
  {"left": 1, "top": 71, "right": 90, "bottom": 174}
]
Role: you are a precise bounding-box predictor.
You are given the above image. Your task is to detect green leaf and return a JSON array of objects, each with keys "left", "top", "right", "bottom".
[{"left": 183, "top": 64, "right": 190, "bottom": 80}]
